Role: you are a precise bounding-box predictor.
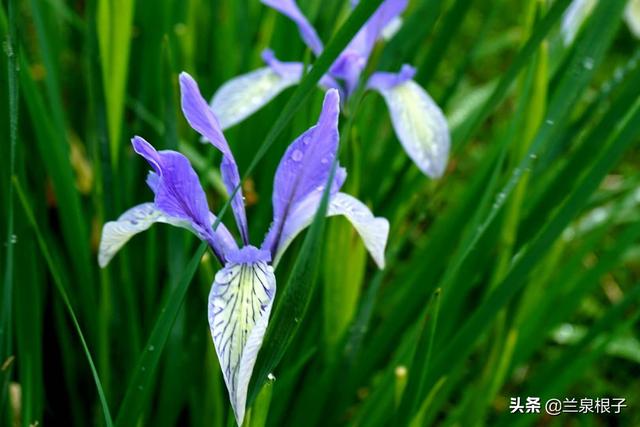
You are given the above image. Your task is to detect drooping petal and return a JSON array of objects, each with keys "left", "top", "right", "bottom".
[
  {"left": 179, "top": 72, "right": 249, "bottom": 244},
  {"left": 368, "top": 66, "right": 450, "bottom": 178},
  {"left": 262, "top": 89, "right": 345, "bottom": 254},
  {"left": 261, "top": 0, "right": 323, "bottom": 55},
  {"left": 560, "top": 0, "right": 597, "bottom": 46},
  {"left": 210, "top": 53, "right": 303, "bottom": 130},
  {"left": 208, "top": 246, "right": 276, "bottom": 426},
  {"left": 625, "top": 0, "right": 640, "bottom": 38},
  {"left": 98, "top": 203, "right": 238, "bottom": 268},
  {"left": 271, "top": 192, "right": 389, "bottom": 269}
]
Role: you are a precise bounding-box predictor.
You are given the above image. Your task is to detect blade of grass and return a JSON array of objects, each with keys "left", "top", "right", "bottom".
[
  {"left": 0, "top": 0, "right": 18, "bottom": 417},
  {"left": 13, "top": 177, "right": 114, "bottom": 427},
  {"left": 420, "top": 93, "right": 640, "bottom": 419},
  {"left": 97, "top": 0, "right": 135, "bottom": 166},
  {"left": 114, "top": 242, "right": 207, "bottom": 427},
  {"left": 246, "top": 157, "right": 340, "bottom": 407}
]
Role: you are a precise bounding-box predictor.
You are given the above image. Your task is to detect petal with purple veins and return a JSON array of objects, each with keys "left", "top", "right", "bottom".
[
  {"left": 208, "top": 246, "right": 276, "bottom": 426},
  {"left": 98, "top": 203, "right": 238, "bottom": 267}
]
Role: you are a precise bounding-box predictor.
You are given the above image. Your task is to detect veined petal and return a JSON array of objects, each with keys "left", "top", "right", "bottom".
[
  {"left": 99, "top": 203, "right": 188, "bottom": 268},
  {"left": 261, "top": 0, "right": 323, "bottom": 55},
  {"left": 180, "top": 72, "right": 250, "bottom": 244},
  {"left": 210, "top": 62, "right": 302, "bottom": 130},
  {"left": 98, "top": 203, "right": 238, "bottom": 267},
  {"left": 208, "top": 247, "right": 276, "bottom": 426},
  {"left": 272, "top": 192, "right": 389, "bottom": 269},
  {"left": 625, "top": 0, "right": 640, "bottom": 38},
  {"left": 262, "top": 89, "right": 345, "bottom": 254},
  {"left": 368, "top": 67, "right": 450, "bottom": 178}
]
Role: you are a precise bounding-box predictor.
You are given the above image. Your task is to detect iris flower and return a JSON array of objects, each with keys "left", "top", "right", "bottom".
[
  {"left": 98, "top": 73, "right": 389, "bottom": 425},
  {"left": 209, "top": 0, "right": 450, "bottom": 178}
]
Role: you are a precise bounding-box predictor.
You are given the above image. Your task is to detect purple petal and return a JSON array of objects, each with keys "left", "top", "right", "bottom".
[
  {"left": 131, "top": 137, "right": 237, "bottom": 261},
  {"left": 179, "top": 72, "right": 250, "bottom": 244},
  {"left": 262, "top": 89, "right": 345, "bottom": 255},
  {"left": 261, "top": 0, "right": 324, "bottom": 55},
  {"left": 367, "top": 64, "right": 415, "bottom": 91},
  {"left": 330, "top": 0, "right": 408, "bottom": 94}
]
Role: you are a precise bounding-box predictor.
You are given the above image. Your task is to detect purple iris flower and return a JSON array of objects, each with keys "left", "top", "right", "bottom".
[
  {"left": 98, "top": 72, "right": 389, "bottom": 426},
  {"left": 209, "top": 0, "right": 450, "bottom": 178}
]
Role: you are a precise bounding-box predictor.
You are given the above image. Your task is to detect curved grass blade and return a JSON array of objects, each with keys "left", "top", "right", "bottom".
[
  {"left": 13, "top": 178, "right": 114, "bottom": 427},
  {"left": 114, "top": 242, "right": 207, "bottom": 427},
  {"left": 0, "top": 0, "right": 18, "bottom": 416}
]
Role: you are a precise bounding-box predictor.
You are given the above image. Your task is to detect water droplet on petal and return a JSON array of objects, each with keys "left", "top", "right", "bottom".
[
  {"left": 291, "top": 149, "right": 303, "bottom": 162},
  {"left": 302, "top": 136, "right": 311, "bottom": 145},
  {"left": 320, "top": 157, "right": 328, "bottom": 164}
]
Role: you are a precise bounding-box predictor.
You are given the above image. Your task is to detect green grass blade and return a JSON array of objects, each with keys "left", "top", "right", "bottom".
[
  {"left": 13, "top": 178, "right": 114, "bottom": 427},
  {"left": 114, "top": 242, "right": 207, "bottom": 427},
  {"left": 0, "top": 0, "right": 18, "bottom": 417},
  {"left": 245, "top": 159, "right": 340, "bottom": 407},
  {"left": 421, "top": 94, "right": 640, "bottom": 414}
]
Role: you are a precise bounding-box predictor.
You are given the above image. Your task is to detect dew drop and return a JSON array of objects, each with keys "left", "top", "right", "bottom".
[
  {"left": 9, "top": 234, "right": 17, "bottom": 244},
  {"left": 582, "top": 57, "right": 594, "bottom": 70},
  {"left": 148, "top": 345, "right": 155, "bottom": 352},
  {"left": 545, "top": 119, "right": 555, "bottom": 126},
  {"left": 267, "top": 373, "right": 276, "bottom": 381},
  {"left": 320, "top": 157, "right": 328, "bottom": 164},
  {"left": 138, "top": 385, "right": 144, "bottom": 391},
  {"left": 529, "top": 153, "right": 538, "bottom": 160},
  {"left": 291, "top": 149, "right": 303, "bottom": 162},
  {"left": 294, "top": 317, "right": 300, "bottom": 323},
  {"left": 302, "top": 136, "right": 311, "bottom": 145}
]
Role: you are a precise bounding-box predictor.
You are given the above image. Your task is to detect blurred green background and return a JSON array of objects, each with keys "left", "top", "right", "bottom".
[{"left": 1, "top": 0, "right": 640, "bottom": 426}]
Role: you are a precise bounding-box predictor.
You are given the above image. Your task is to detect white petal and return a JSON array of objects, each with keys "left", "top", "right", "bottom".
[
  {"left": 98, "top": 203, "right": 189, "bottom": 268},
  {"left": 381, "top": 16, "right": 403, "bottom": 40},
  {"left": 273, "top": 192, "right": 390, "bottom": 269},
  {"left": 208, "top": 260, "right": 276, "bottom": 426},
  {"left": 561, "top": 0, "right": 597, "bottom": 45},
  {"left": 625, "top": 0, "right": 640, "bottom": 38},
  {"left": 210, "top": 67, "right": 301, "bottom": 130},
  {"left": 376, "top": 80, "right": 450, "bottom": 178}
]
